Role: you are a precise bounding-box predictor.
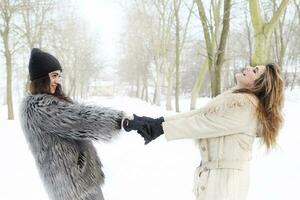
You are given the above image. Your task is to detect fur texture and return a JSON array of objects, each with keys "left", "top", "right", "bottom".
[
  {"left": 200, "top": 91, "right": 257, "bottom": 115},
  {"left": 19, "top": 94, "right": 124, "bottom": 200}
]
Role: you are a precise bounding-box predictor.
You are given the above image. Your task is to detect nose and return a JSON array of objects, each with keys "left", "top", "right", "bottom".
[
  {"left": 244, "top": 67, "right": 252, "bottom": 73},
  {"left": 52, "top": 79, "right": 57, "bottom": 84},
  {"left": 55, "top": 77, "right": 62, "bottom": 84},
  {"left": 56, "top": 79, "right": 61, "bottom": 85}
]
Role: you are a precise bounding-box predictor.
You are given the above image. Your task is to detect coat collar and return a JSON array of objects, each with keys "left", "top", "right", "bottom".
[{"left": 226, "top": 86, "right": 259, "bottom": 107}]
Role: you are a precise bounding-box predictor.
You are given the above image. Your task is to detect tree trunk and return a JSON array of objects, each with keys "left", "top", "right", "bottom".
[
  {"left": 214, "top": 0, "right": 231, "bottom": 95},
  {"left": 143, "top": 64, "right": 149, "bottom": 102},
  {"left": 174, "top": 0, "right": 180, "bottom": 112},
  {"left": 166, "top": 75, "right": 173, "bottom": 110},
  {"left": 136, "top": 71, "right": 141, "bottom": 98},
  {"left": 244, "top": 10, "right": 253, "bottom": 64},
  {"left": 153, "top": 61, "right": 162, "bottom": 106},
  {"left": 190, "top": 59, "right": 209, "bottom": 110},
  {"left": 1, "top": 1, "right": 14, "bottom": 120},
  {"left": 4, "top": 40, "right": 14, "bottom": 120},
  {"left": 196, "top": 0, "right": 227, "bottom": 97},
  {"left": 252, "top": 33, "right": 272, "bottom": 64},
  {"left": 249, "top": 0, "right": 289, "bottom": 65}
]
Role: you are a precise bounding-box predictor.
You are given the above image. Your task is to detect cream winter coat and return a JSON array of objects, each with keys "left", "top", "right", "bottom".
[{"left": 162, "top": 89, "right": 259, "bottom": 200}]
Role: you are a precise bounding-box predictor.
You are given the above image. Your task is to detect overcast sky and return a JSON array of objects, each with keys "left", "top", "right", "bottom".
[{"left": 79, "top": 0, "right": 124, "bottom": 67}]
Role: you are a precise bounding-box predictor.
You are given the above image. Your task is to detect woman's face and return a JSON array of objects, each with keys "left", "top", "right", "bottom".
[
  {"left": 235, "top": 65, "right": 266, "bottom": 88},
  {"left": 48, "top": 70, "right": 62, "bottom": 94}
]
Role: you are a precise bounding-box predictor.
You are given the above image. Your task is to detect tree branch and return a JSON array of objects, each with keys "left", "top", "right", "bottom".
[
  {"left": 216, "top": 0, "right": 231, "bottom": 67},
  {"left": 249, "top": 0, "right": 264, "bottom": 31},
  {"left": 265, "top": 0, "right": 289, "bottom": 33},
  {"left": 196, "top": 0, "right": 212, "bottom": 53},
  {"left": 179, "top": 0, "right": 195, "bottom": 53}
]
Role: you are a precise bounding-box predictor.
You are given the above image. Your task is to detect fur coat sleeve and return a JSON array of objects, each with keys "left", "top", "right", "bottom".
[
  {"left": 22, "top": 94, "right": 124, "bottom": 141},
  {"left": 163, "top": 91, "right": 259, "bottom": 141}
]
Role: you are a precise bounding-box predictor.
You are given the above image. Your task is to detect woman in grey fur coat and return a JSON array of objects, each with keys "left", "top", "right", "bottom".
[{"left": 20, "top": 48, "right": 125, "bottom": 200}]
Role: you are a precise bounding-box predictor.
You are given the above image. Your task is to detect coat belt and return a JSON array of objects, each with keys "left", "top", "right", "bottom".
[{"left": 199, "top": 160, "right": 248, "bottom": 173}]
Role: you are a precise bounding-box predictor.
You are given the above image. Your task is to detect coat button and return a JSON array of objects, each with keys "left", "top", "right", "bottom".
[
  {"left": 201, "top": 146, "right": 206, "bottom": 151},
  {"left": 201, "top": 186, "right": 205, "bottom": 191}
]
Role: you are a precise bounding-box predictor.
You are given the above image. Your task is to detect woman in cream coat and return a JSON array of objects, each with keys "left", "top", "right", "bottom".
[{"left": 123, "top": 63, "right": 284, "bottom": 200}]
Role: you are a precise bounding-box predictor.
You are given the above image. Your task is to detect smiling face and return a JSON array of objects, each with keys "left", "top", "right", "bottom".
[
  {"left": 48, "top": 70, "right": 62, "bottom": 94},
  {"left": 235, "top": 65, "right": 266, "bottom": 88}
]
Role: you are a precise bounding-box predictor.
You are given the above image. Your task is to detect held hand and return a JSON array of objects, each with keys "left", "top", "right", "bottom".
[
  {"left": 126, "top": 114, "right": 164, "bottom": 144},
  {"left": 143, "top": 116, "right": 164, "bottom": 144},
  {"left": 122, "top": 115, "right": 153, "bottom": 144},
  {"left": 122, "top": 115, "right": 150, "bottom": 132}
]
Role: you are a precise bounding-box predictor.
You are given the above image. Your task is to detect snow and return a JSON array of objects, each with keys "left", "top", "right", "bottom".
[{"left": 0, "top": 90, "right": 299, "bottom": 200}]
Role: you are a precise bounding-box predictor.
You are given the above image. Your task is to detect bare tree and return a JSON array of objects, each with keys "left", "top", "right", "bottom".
[
  {"left": 190, "top": 57, "right": 209, "bottom": 109},
  {"left": 0, "top": 0, "right": 19, "bottom": 120},
  {"left": 173, "top": 0, "right": 180, "bottom": 112},
  {"left": 151, "top": 0, "right": 174, "bottom": 106},
  {"left": 244, "top": 8, "right": 253, "bottom": 64},
  {"left": 287, "top": 0, "right": 300, "bottom": 90},
  {"left": 119, "top": 2, "right": 153, "bottom": 100},
  {"left": 15, "top": 0, "right": 56, "bottom": 95},
  {"left": 249, "top": 0, "right": 289, "bottom": 65},
  {"left": 45, "top": 2, "right": 102, "bottom": 100},
  {"left": 172, "top": 0, "right": 195, "bottom": 112},
  {"left": 17, "top": 0, "right": 55, "bottom": 49},
  {"left": 190, "top": 0, "right": 232, "bottom": 110}
]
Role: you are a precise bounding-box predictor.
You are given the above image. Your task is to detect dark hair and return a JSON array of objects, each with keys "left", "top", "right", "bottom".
[
  {"left": 234, "top": 63, "right": 284, "bottom": 149},
  {"left": 29, "top": 76, "right": 72, "bottom": 103}
]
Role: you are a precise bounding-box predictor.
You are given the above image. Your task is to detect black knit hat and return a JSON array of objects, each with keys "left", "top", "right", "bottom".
[{"left": 28, "top": 48, "right": 62, "bottom": 81}]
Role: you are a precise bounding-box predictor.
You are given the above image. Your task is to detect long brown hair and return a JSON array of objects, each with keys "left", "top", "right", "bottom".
[
  {"left": 29, "top": 75, "right": 72, "bottom": 103},
  {"left": 234, "top": 63, "right": 284, "bottom": 149}
]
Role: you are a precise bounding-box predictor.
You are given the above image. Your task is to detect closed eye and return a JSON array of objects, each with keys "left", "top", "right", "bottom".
[
  {"left": 51, "top": 73, "right": 61, "bottom": 78},
  {"left": 253, "top": 67, "right": 258, "bottom": 74}
]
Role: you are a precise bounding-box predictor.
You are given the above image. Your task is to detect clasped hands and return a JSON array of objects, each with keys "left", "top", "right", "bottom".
[{"left": 123, "top": 114, "right": 165, "bottom": 144}]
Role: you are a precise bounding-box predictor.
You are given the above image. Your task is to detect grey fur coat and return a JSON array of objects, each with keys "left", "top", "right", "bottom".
[{"left": 19, "top": 94, "right": 124, "bottom": 200}]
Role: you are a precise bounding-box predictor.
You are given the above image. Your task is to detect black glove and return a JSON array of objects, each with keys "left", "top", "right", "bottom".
[
  {"left": 123, "top": 114, "right": 153, "bottom": 143},
  {"left": 134, "top": 115, "right": 165, "bottom": 144},
  {"left": 123, "top": 114, "right": 165, "bottom": 144},
  {"left": 123, "top": 117, "right": 142, "bottom": 132}
]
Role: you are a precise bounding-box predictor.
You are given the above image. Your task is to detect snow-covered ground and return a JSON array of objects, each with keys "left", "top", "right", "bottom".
[{"left": 0, "top": 90, "right": 299, "bottom": 200}]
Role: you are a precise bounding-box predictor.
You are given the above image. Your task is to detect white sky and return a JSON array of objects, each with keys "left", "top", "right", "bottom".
[{"left": 79, "top": 0, "right": 124, "bottom": 65}]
